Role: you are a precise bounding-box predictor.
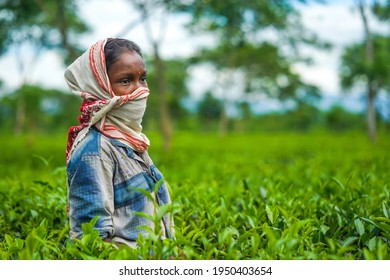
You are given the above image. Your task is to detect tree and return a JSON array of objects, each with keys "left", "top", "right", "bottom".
[
  {"left": 145, "top": 58, "right": 191, "bottom": 129},
  {"left": 0, "top": 0, "right": 89, "bottom": 134},
  {"left": 123, "top": 0, "right": 175, "bottom": 150},
  {"left": 340, "top": 0, "right": 390, "bottom": 142},
  {"left": 325, "top": 106, "right": 365, "bottom": 131},
  {"left": 0, "top": 0, "right": 89, "bottom": 65},
  {"left": 340, "top": 35, "right": 390, "bottom": 141},
  {"left": 0, "top": 85, "right": 80, "bottom": 133},
  {"left": 197, "top": 91, "right": 223, "bottom": 131},
  {"left": 172, "top": 0, "right": 324, "bottom": 135},
  {"left": 372, "top": 0, "right": 390, "bottom": 21}
]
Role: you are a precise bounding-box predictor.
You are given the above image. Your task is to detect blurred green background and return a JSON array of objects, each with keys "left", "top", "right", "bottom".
[
  {"left": 0, "top": 0, "right": 389, "bottom": 145},
  {"left": 0, "top": 0, "right": 389, "bottom": 260}
]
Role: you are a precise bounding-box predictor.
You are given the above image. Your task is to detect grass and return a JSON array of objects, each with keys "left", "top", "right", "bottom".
[{"left": 0, "top": 130, "right": 389, "bottom": 259}]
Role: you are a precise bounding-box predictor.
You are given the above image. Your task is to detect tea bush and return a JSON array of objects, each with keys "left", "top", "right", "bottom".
[{"left": 0, "top": 131, "right": 389, "bottom": 259}]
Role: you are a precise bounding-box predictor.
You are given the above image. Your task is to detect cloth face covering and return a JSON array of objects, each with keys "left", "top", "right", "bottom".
[{"left": 64, "top": 39, "right": 150, "bottom": 163}]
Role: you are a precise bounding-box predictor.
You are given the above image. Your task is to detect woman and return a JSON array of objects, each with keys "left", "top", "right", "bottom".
[{"left": 64, "top": 38, "right": 174, "bottom": 248}]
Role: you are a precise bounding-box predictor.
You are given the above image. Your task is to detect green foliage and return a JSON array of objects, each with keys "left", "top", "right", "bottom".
[
  {"left": 144, "top": 58, "right": 191, "bottom": 129},
  {"left": 0, "top": 131, "right": 389, "bottom": 259},
  {"left": 197, "top": 91, "right": 223, "bottom": 130},
  {"left": 193, "top": 42, "right": 321, "bottom": 101},
  {"left": 372, "top": 0, "right": 390, "bottom": 21},
  {"left": 0, "top": 84, "right": 81, "bottom": 133},
  {"left": 174, "top": 0, "right": 307, "bottom": 45},
  {"left": 1, "top": 83, "right": 372, "bottom": 135},
  {"left": 175, "top": 0, "right": 326, "bottom": 102},
  {"left": 233, "top": 104, "right": 368, "bottom": 132},
  {"left": 340, "top": 35, "right": 390, "bottom": 92},
  {"left": 0, "top": 0, "right": 89, "bottom": 63},
  {"left": 325, "top": 106, "right": 366, "bottom": 131}
]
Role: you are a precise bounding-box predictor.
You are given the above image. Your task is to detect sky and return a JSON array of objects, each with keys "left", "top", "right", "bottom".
[{"left": 0, "top": 0, "right": 389, "bottom": 116}]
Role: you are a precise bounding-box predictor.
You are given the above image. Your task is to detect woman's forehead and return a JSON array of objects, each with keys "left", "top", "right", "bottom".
[{"left": 109, "top": 51, "right": 146, "bottom": 74}]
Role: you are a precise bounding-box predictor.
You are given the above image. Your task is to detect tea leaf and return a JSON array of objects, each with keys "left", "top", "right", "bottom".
[
  {"left": 354, "top": 218, "right": 365, "bottom": 236},
  {"left": 266, "top": 205, "right": 274, "bottom": 224}
]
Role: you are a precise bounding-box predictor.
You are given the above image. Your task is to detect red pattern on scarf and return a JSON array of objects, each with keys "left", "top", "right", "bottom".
[
  {"left": 66, "top": 99, "right": 107, "bottom": 162},
  {"left": 89, "top": 42, "right": 111, "bottom": 95}
]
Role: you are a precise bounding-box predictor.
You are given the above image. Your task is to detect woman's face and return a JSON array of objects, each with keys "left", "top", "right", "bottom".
[{"left": 107, "top": 50, "right": 148, "bottom": 96}]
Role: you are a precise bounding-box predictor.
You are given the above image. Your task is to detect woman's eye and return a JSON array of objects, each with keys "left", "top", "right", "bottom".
[{"left": 120, "top": 79, "right": 131, "bottom": 85}]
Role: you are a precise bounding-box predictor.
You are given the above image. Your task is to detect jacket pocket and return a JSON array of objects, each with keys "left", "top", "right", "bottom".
[{"left": 114, "top": 173, "right": 151, "bottom": 209}]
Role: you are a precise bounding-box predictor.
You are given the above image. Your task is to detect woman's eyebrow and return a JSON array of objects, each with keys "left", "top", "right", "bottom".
[
  {"left": 118, "top": 69, "right": 147, "bottom": 76},
  {"left": 117, "top": 73, "right": 135, "bottom": 79}
]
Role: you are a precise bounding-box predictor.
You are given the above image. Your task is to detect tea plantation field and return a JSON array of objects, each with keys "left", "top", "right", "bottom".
[{"left": 0, "top": 131, "right": 389, "bottom": 259}]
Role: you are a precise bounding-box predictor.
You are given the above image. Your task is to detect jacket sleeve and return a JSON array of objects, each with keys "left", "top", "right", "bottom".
[{"left": 67, "top": 154, "right": 115, "bottom": 240}]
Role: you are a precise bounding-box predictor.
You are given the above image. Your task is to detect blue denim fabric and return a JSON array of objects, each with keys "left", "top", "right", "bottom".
[{"left": 67, "top": 127, "right": 173, "bottom": 245}]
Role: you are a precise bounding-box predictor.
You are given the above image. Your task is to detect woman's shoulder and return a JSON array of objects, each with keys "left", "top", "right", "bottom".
[
  {"left": 69, "top": 127, "right": 116, "bottom": 160},
  {"left": 67, "top": 128, "right": 116, "bottom": 172}
]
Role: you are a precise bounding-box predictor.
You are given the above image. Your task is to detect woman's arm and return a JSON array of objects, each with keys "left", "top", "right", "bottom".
[{"left": 67, "top": 155, "right": 115, "bottom": 240}]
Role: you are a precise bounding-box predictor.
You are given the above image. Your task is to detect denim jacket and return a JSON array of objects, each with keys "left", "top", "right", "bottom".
[{"left": 66, "top": 127, "right": 173, "bottom": 247}]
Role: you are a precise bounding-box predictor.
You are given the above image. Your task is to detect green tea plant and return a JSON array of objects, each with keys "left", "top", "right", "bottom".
[{"left": 0, "top": 130, "right": 389, "bottom": 259}]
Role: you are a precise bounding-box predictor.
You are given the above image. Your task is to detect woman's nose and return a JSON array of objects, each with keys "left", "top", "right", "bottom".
[
  {"left": 135, "top": 80, "right": 144, "bottom": 89},
  {"left": 137, "top": 81, "right": 148, "bottom": 89}
]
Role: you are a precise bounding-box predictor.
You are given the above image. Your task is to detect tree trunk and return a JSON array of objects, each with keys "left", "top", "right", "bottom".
[
  {"left": 153, "top": 42, "right": 172, "bottom": 150},
  {"left": 359, "top": 0, "right": 377, "bottom": 142},
  {"left": 218, "top": 101, "right": 229, "bottom": 137},
  {"left": 367, "top": 82, "right": 377, "bottom": 142},
  {"left": 136, "top": 1, "right": 172, "bottom": 150},
  {"left": 56, "top": 0, "right": 78, "bottom": 64},
  {"left": 217, "top": 71, "right": 233, "bottom": 137},
  {"left": 15, "top": 94, "right": 25, "bottom": 135}
]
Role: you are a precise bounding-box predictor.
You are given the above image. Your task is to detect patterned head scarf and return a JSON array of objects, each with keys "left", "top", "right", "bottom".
[{"left": 64, "top": 39, "right": 150, "bottom": 163}]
